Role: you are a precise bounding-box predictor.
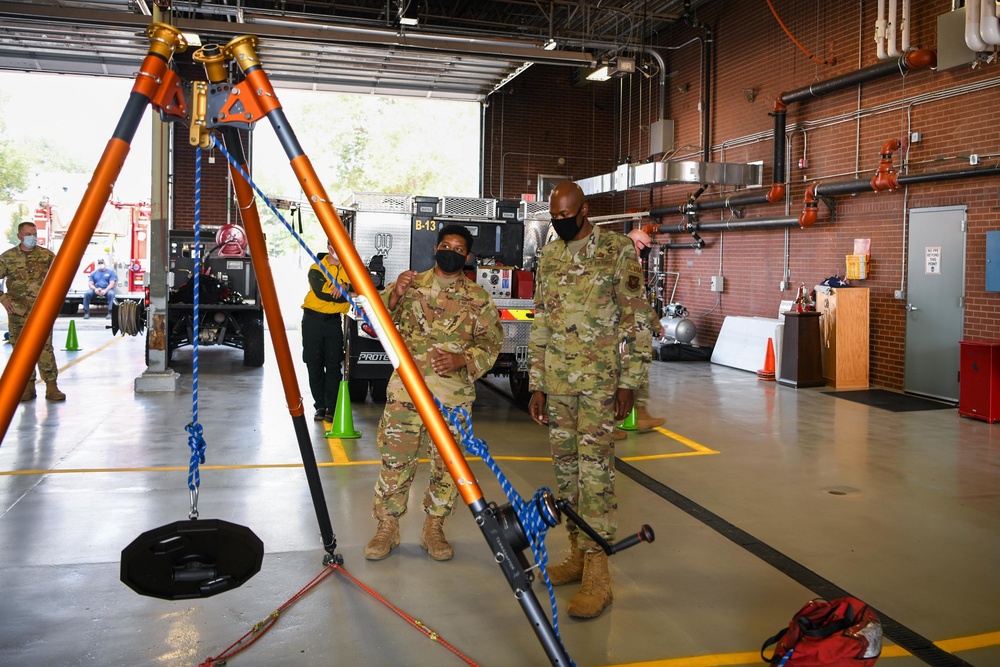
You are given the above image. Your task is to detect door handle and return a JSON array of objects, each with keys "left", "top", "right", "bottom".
[{"left": 905, "top": 303, "right": 919, "bottom": 312}]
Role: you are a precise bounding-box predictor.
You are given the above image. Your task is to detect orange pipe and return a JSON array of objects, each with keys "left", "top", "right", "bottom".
[
  {"left": 223, "top": 32, "right": 483, "bottom": 506},
  {"left": 798, "top": 182, "right": 819, "bottom": 228},
  {"left": 870, "top": 138, "right": 901, "bottom": 192},
  {"left": 227, "top": 155, "right": 305, "bottom": 417},
  {"left": 0, "top": 23, "right": 186, "bottom": 444},
  {"left": 289, "top": 155, "right": 484, "bottom": 506},
  {"left": 194, "top": 42, "right": 306, "bottom": 418}
]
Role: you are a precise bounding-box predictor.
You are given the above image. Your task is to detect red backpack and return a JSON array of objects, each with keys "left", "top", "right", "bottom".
[{"left": 761, "top": 597, "right": 882, "bottom": 666}]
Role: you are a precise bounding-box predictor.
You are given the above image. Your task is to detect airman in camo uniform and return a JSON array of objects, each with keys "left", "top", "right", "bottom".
[
  {"left": 0, "top": 222, "right": 65, "bottom": 402},
  {"left": 365, "top": 224, "right": 502, "bottom": 562},
  {"left": 528, "top": 181, "right": 651, "bottom": 619}
]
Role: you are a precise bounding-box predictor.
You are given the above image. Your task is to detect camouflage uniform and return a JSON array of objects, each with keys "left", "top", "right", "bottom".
[
  {"left": 0, "top": 244, "right": 59, "bottom": 383},
  {"left": 528, "top": 225, "right": 651, "bottom": 548},
  {"left": 634, "top": 303, "right": 661, "bottom": 409},
  {"left": 372, "top": 269, "right": 503, "bottom": 520}
]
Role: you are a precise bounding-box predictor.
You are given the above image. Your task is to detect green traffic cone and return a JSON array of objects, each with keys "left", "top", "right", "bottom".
[
  {"left": 63, "top": 320, "right": 81, "bottom": 351},
  {"left": 618, "top": 406, "right": 637, "bottom": 431},
  {"left": 325, "top": 380, "right": 361, "bottom": 439}
]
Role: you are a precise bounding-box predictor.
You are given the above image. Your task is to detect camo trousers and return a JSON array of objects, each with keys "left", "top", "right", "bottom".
[
  {"left": 546, "top": 391, "right": 617, "bottom": 550},
  {"left": 8, "top": 313, "right": 58, "bottom": 383},
  {"left": 371, "top": 396, "right": 473, "bottom": 521}
]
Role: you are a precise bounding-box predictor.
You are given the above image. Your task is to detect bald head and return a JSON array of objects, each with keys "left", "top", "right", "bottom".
[
  {"left": 549, "top": 181, "right": 585, "bottom": 216},
  {"left": 548, "top": 180, "right": 592, "bottom": 242}
]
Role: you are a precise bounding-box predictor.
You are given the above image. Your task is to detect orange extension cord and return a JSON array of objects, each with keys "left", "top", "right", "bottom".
[
  {"left": 765, "top": 0, "right": 834, "bottom": 67},
  {"left": 199, "top": 563, "right": 479, "bottom": 666}
]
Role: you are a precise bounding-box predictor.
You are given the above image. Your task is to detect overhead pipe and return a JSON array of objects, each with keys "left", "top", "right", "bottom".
[
  {"left": 966, "top": 0, "right": 989, "bottom": 52},
  {"left": 887, "top": 0, "right": 901, "bottom": 57},
  {"left": 656, "top": 216, "right": 802, "bottom": 234},
  {"left": 875, "top": 0, "right": 888, "bottom": 60},
  {"left": 901, "top": 0, "right": 911, "bottom": 52},
  {"left": 799, "top": 138, "right": 1000, "bottom": 227},
  {"left": 650, "top": 50, "right": 934, "bottom": 220},
  {"left": 780, "top": 49, "right": 935, "bottom": 104},
  {"left": 981, "top": 0, "right": 1000, "bottom": 46},
  {"left": 649, "top": 99, "right": 786, "bottom": 216}
]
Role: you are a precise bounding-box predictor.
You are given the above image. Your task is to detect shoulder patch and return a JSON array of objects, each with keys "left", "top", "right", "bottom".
[{"left": 627, "top": 273, "right": 641, "bottom": 291}]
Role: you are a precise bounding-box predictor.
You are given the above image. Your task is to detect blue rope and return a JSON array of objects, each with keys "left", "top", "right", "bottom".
[
  {"left": 435, "top": 399, "right": 571, "bottom": 658},
  {"left": 186, "top": 146, "right": 207, "bottom": 519},
  {"left": 213, "top": 141, "right": 373, "bottom": 331}
]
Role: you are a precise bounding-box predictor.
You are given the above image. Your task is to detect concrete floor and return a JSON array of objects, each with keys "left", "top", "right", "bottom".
[{"left": 2, "top": 315, "right": 999, "bottom": 667}]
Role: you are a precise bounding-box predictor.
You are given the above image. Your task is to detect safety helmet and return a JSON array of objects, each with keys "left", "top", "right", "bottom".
[{"left": 627, "top": 229, "right": 652, "bottom": 252}]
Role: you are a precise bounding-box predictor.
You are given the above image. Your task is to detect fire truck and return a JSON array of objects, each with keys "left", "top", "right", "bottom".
[
  {"left": 345, "top": 193, "right": 541, "bottom": 404},
  {"left": 33, "top": 197, "right": 150, "bottom": 315}
]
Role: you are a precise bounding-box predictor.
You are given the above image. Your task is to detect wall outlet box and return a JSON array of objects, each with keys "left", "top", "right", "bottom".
[
  {"left": 711, "top": 275, "right": 724, "bottom": 292},
  {"left": 894, "top": 289, "right": 906, "bottom": 300}
]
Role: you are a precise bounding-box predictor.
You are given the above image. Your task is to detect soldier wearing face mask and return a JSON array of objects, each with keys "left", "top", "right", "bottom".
[
  {"left": 527, "top": 181, "right": 652, "bottom": 619},
  {"left": 365, "top": 224, "right": 503, "bottom": 563},
  {"left": 0, "top": 221, "right": 65, "bottom": 402}
]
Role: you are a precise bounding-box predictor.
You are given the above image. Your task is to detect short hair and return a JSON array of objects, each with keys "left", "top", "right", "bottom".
[
  {"left": 437, "top": 224, "right": 474, "bottom": 253},
  {"left": 17, "top": 221, "right": 37, "bottom": 234}
]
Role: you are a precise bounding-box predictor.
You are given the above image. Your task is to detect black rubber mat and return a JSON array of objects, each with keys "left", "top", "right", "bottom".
[{"left": 822, "top": 389, "right": 955, "bottom": 412}]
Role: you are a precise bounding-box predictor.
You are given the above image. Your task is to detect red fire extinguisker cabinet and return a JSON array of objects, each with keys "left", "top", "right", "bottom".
[{"left": 959, "top": 340, "right": 1000, "bottom": 423}]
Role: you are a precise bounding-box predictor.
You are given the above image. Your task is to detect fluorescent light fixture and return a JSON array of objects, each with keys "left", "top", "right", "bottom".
[
  {"left": 587, "top": 65, "right": 610, "bottom": 81},
  {"left": 543, "top": 39, "right": 558, "bottom": 51},
  {"left": 397, "top": 1, "right": 418, "bottom": 26}
]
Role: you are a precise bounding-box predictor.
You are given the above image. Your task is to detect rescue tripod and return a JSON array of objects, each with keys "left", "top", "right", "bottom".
[{"left": 0, "top": 24, "right": 654, "bottom": 665}]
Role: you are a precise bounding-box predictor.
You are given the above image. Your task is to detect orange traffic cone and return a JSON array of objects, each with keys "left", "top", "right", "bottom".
[{"left": 757, "top": 338, "right": 776, "bottom": 381}]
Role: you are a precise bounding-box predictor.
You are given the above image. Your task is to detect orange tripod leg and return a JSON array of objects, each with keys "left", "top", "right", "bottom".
[{"left": 0, "top": 23, "right": 187, "bottom": 445}]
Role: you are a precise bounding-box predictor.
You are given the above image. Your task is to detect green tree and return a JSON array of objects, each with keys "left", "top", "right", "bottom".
[{"left": 0, "top": 93, "right": 30, "bottom": 202}]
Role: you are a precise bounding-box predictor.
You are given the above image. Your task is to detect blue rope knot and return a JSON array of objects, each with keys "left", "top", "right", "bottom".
[
  {"left": 185, "top": 421, "right": 207, "bottom": 491},
  {"left": 434, "top": 399, "right": 568, "bottom": 646}
]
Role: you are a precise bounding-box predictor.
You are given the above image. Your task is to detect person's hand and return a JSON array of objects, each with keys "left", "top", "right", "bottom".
[
  {"left": 0, "top": 295, "right": 13, "bottom": 315},
  {"left": 528, "top": 391, "right": 548, "bottom": 425},
  {"left": 430, "top": 348, "right": 464, "bottom": 375},
  {"left": 614, "top": 388, "right": 635, "bottom": 421},
  {"left": 394, "top": 270, "right": 417, "bottom": 298}
]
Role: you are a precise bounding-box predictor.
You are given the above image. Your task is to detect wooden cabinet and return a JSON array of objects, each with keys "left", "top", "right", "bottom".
[{"left": 813, "top": 287, "right": 869, "bottom": 389}]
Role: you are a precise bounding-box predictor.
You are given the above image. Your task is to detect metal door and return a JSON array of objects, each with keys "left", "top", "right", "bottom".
[{"left": 904, "top": 206, "right": 966, "bottom": 401}]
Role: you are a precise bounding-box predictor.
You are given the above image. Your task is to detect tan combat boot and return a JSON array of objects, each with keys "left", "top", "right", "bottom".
[
  {"left": 635, "top": 406, "right": 664, "bottom": 431},
  {"left": 567, "top": 550, "right": 613, "bottom": 619},
  {"left": 420, "top": 514, "right": 454, "bottom": 561},
  {"left": 613, "top": 428, "right": 627, "bottom": 441},
  {"left": 21, "top": 382, "right": 36, "bottom": 402},
  {"left": 45, "top": 382, "right": 66, "bottom": 402},
  {"left": 364, "top": 517, "right": 400, "bottom": 560},
  {"left": 545, "top": 532, "right": 584, "bottom": 585}
]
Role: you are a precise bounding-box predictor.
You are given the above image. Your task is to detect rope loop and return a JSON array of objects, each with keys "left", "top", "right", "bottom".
[{"left": 434, "top": 398, "right": 569, "bottom": 648}]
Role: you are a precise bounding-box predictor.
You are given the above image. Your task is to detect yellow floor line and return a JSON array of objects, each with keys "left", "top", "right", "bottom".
[
  {"left": 29, "top": 334, "right": 123, "bottom": 383},
  {"left": 325, "top": 435, "right": 349, "bottom": 463},
  {"left": 604, "top": 630, "right": 1000, "bottom": 666}
]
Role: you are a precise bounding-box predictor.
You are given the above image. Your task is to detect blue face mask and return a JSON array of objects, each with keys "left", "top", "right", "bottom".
[{"left": 21, "top": 235, "right": 37, "bottom": 249}]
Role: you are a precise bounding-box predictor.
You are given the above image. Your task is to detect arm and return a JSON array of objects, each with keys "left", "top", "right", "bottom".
[
  {"left": 307, "top": 264, "right": 349, "bottom": 303},
  {"left": 106, "top": 271, "right": 117, "bottom": 291},
  {"left": 614, "top": 247, "right": 653, "bottom": 392},
  {"left": 461, "top": 299, "right": 504, "bottom": 381},
  {"left": 0, "top": 256, "right": 11, "bottom": 315}
]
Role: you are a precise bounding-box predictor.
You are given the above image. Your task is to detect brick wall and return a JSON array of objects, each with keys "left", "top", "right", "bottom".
[{"left": 482, "top": 0, "right": 1000, "bottom": 390}]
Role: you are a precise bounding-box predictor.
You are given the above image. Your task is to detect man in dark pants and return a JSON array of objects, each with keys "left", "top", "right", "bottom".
[{"left": 301, "top": 242, "right": 352, "bottom": 422}]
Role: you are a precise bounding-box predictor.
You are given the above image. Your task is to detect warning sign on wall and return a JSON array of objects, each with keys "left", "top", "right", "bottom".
[{"left": 925, "top": 246, "right": 941, "bottom": 275}]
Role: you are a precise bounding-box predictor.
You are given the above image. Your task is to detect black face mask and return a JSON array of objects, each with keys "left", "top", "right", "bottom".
[
  {"left": 551, "top": 207, "right": 583, "bottom": 242},
  {"left": 639, "top": 246, "right": 652, "bottom": 260},
  {"left": 435, "top": 249, "right": 467, "bottom": 274}
]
